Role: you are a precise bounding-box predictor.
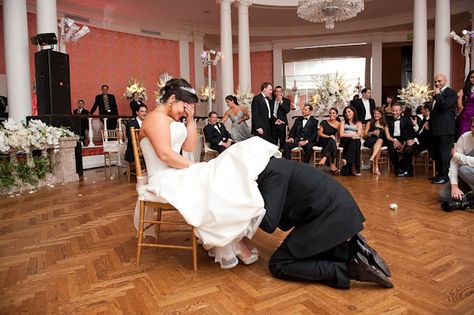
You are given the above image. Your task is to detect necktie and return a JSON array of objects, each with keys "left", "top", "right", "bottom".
[{"left": 103, "top": 94, "right": 110, "bottom": 112}]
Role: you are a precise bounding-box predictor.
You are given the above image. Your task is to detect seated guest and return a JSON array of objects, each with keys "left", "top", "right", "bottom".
[
  {"left": 125, "top": 104, "right": 148, "bottom": 163},
  {"left": 339, "top": 106, "right": 363, "bottom": 176},
  {"left": 413, "top": 102, "right": 433, "bottom": 155},
  {"left": 439, "top": 117, "right": 474, "bottom": 211},
  {"left": 72, "top": 99, "right": 90, "bottom": 143},
  {"left": 283, "top": 104, "right": 318, "bottom": 164},
  {"left": 204, "top": 111, "right": 233, "bottom": 153},
  {"left": 386, "top": 103, "right": 417, "bottom": 177},
  {"left": 363, "top": 107, "right": 387, "bottom": 175},
  {"left": 382, "top": 96, "right": 394, "bottom": 123},
  {"left": 316, "top": 107, "right": 340, "bottom": 174}
]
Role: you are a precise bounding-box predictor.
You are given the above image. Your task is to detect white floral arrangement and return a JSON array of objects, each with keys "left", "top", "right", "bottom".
[
  {"left": 199, "top": 86, "right": 216, "bottom": 102},
  {"left": 312, "top": 73, "right": 349, "bottom": 114},
  {"left": 397, "top": 81, "right": 432, "bottom": 109},
  {"left": 155, "top": 72, "right": 173, "bottom": 103},
  {"left": 124, "top": 77, "right": 147, "bottom": 100},
  {"left": 235, "top": 87, "right": 254, "bottom": 108},
  {"left": 0, "top": 119, "right": 76, "bottom": 153}
]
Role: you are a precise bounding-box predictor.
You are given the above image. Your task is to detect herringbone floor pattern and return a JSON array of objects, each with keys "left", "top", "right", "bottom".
[{"left": 0, "top": 168, "right": 473, "bottom": 314}]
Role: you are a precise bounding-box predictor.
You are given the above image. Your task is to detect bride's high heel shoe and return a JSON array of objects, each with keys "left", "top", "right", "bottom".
[{"left": 237, "top": 252, "right": 259, "bottom": 265}]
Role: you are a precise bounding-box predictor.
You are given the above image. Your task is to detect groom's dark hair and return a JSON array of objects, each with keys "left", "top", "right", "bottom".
[{"left": 260, "top": 82, "right": 272, "bottom": 91}]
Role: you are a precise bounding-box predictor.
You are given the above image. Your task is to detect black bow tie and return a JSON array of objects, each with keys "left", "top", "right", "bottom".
[{"left": 303, "top": 118, "right": 309, "bottom": 121}]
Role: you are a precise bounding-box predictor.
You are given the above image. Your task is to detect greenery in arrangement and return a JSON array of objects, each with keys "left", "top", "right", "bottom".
[
  {"left": 0, "top": 119, "right": 76, "bottom": 193},
  {"left": 310, "top": 72, "right": 349, "bottom": 115}
]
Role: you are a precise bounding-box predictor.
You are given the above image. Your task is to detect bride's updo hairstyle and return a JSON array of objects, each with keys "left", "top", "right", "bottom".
[{"left": 159, "top": 78, "right": 198, "bottom": 104}]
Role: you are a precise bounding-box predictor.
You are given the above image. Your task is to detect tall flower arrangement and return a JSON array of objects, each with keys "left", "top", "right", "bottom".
[
  {"left": 124, "top": 77, "right": 147, "bottom": 100},
  {"left": 199, "top": 86, "right": 216, "bottom": 102},
  {"left": 235, "top": 87, "right": 254, "bottom": 108},
  {"left": 311, "top": 73, "right": 349, "bottom": 114},
  {"left": 397, "top": 82, "right": 432, "bottom": 110}
]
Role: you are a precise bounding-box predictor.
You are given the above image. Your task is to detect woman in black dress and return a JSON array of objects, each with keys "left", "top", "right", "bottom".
[
  {"left": 363, "top": 107, "right": 388, "bottom": 175},
  {"left": 338, "top": 106, "right": 363, "bottom": 176},
  {"left": 316, "top": 107, "right": 340, "bottom": 174}
]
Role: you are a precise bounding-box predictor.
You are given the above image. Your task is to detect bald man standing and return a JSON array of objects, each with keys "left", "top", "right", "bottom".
[{"left": 430, "top": 74, "right": 457, "bottom": 184}]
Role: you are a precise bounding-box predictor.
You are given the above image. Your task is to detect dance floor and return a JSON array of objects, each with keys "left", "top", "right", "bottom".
[{"left": 0, "top": 166, "right": 473, "bottom": 314}]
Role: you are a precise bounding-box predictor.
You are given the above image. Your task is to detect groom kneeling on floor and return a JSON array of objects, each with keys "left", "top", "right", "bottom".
[
  {"left": 257, "top": 158, "right": 393, "bottom": 289},
  {"left": 204, "top": 111, "right": 233, "bottom": 153}
]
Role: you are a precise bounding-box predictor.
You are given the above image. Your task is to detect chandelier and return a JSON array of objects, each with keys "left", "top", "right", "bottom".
[{"left": 297, "top": 0, "right": 365, "bottom": 30}]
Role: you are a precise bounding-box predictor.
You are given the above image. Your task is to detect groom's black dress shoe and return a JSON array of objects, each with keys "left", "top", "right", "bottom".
[
  {"left": 353, "top": 234, "right": 392, "bottom": 277},
  {"left": 347, "top": 253, "right": 394, "bottom": 288}
]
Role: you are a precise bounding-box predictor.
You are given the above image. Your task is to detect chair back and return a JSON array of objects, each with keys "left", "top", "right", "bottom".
[
  {"left": 130, "top": 127, "right": 143, "bottom": 177},
  {"left": 201, "top": 127, "right": 218, "bottom": 154}
]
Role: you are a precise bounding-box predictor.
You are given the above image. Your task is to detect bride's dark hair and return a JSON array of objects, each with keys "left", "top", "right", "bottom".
[{"left": 160, "top": 78, "right": 198, "bottom": 104}]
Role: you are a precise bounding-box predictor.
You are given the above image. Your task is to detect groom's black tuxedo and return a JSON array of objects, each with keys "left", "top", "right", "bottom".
[
  {"left": 251, "top": 93, "right": 275, "bottom": 143},
  {"left": 271, "top": 97, "right": 291, "bottom": 147},
  {"left": 257, "top": 158, "right": 365, "bottom": 288},
  {"left": 204, "top": 122, "right": 233, "bottom": 153}
]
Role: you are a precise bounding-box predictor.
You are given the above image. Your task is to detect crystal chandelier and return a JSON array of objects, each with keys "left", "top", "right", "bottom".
[{"left": 297, "top": 0, "right": 365, "bottom": 30}]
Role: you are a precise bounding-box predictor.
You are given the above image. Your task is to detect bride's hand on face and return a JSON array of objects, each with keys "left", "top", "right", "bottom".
[{"left": 184, "top": 103, "right": 195, "bottom": 120}]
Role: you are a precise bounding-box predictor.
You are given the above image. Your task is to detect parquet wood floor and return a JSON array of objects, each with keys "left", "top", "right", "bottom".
[{"left": 0, "top": 168, "right": 473, "bottom": 314}]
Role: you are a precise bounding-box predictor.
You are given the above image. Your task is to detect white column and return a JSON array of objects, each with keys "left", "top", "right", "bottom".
[
  {"left": 36, "top": 0, "right": 58, "bottom": 51},
  {"left": 193, "top": 32, "right": 205, "bottom": 89},
  {"left": 219, "top": 0, "right": 234, "bottom": 106},
  {"left": 412, "top": 0, "right": 428, "bottom": 84},
  {"left": 434, "top": 0, "right": 451, "bottom": 82},
  {"left": 238, "top": 0, "right": 251, "bottom": 93},
  {"left": 3, "top": 0, "right": 32, "bottom": 121},
  {"left": 179, "top": 33, "right": 190, "bottom": 82},
  {"left": 371, "top": 37, "right": 382, "bottom": 107},
  {"left": 273, "top": 47, "right": 283, "bottom": 88},
  {"left": 217, "top": 63, "right": 224, "bottom": 115}
]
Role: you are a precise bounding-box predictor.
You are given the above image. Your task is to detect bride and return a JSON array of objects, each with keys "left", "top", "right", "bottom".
[{"left": 135, "top": 78, "right": 280, "bottom": 269}]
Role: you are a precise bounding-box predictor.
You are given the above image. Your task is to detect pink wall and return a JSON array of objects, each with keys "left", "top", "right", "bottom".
[
  {"left": 0, "top": 10, "right": 181, "bottom": 115},
  {"left": 232, "top": 51, "right": 274, "bottom": 94}
]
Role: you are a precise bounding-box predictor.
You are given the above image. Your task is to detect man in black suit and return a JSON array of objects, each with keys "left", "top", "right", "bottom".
[
  {"left": 125, "top": 104, "right": 148, "bottom": 163},
  {"left": 203, "top": 111, "right": 233, "bottom": 153},
  {"left": 353, "top": 88, "right": 376, "bottom": 124},
  {"left": 413, "top": 102, "right": 432, "bottom": 154},
  {"left": 90, "top": 84, "right": 119, "bottom": 130},
  {"left": 430, "top": 74, "right": 457, "bottom": 184},
  {"left": 271, "top": 86, "right": 291, "bottom": 149},
  {"left": 257, "top": 158, "right": 393, "bottom": 289},
  {"left": 283, "top": 104, "right": 318, "bottom": 164},
  {"left": 72, "top": 99, "right": 90, "bottom": 143},
  {"left": 251, "top": 82, "right": 275, "bottom": 143},
  {"left": 130, "top": 92, "right": 146, "bottom": 117},
  {"left": 386, "top": 103, "right": 417, "bottom": 176}
]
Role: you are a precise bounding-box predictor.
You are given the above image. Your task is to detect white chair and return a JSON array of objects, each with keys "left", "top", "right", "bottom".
[
  {"left": 413, "top": 149, "right": 435, "bottom": 177},
  {"left": 101, "top": 129, "right": 124, "bottom": 178},
  {"left": 291, "top": 147, "right": 302, "bottom": 162}
]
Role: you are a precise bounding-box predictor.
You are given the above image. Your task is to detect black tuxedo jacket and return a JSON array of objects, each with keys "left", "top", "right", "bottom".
[
  {"left": 251, "top": 94, "right": 274, "bottom": 140},
  {"left": 271, "top": 97, "right": 291, "bottom": 124},
  {"left": 203, "top": 123, "right": 232, "bottom": 146},
  {"left": 387, "top": 116, "right": 415, "bottom": 142},
  {"left": 431, "top": 87, "right": 457, "bottom": 136},
  {"left": 416, "top": 116, "right": 432, "bottom": 148},
  {"left": 257, "top": 158, "right": 365, "bottom": 258},
  {"left": 288, "top": 116, "right": 318, "bottom": 143},
  {"left": 125, "top": 118, "right": 141, "bottom": 163},
  {"left": 129, "top": 100, "right": 145, "bottom": 116},
  {"left": 91, "top": 93, "right": 118, "bottom": 116},
  {"left": 73, "top": 108, "right": 89, "bottom": 115},
  {"left": 353, "top": 98, "right": 376, "bottom": 123}
]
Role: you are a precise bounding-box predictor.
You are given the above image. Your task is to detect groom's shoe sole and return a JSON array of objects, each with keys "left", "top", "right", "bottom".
[
  {"left": 354, "top": 233, "right": 392, "bottom": 277},
  {"left": 347, "top": 253, "right": 394, "bottom": 288}
]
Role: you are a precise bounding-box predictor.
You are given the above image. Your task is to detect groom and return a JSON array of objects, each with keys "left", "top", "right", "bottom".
[{"left": 256, "top": 158, "right": 393, "bottom": 289}]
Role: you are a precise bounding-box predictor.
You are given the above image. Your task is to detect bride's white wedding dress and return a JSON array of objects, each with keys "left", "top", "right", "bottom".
[{"left": 134, "top": 122, "right": 280, "bottom": 268}]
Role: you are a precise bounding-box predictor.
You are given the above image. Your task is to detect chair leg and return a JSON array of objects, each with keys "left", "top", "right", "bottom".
[
  {"left": 424, "top": 154, "right": 428, "bottom": 176},
  {"left": 192, "top": 227, "right": 198, "bottom": 271},
  {"left": 136, "top": 201, "right": 146, "bottom": 266},
  {"left": 127, "top": 163, "right": 131, "bottom": 183},
  {"left": 155, "top": 208, "right": 162, "bottom": 245},
  {"left": 432, "top": 160, "right": 436, "bottom": 177}
]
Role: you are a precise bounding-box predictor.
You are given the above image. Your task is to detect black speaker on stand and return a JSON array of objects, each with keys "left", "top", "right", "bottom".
[{"left": 35, "top": 49, "right": 71, "bottom": 115}]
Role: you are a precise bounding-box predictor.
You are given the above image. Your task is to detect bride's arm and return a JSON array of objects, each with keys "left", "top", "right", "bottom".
[
  {"left": 144, "top": 113, "right": 193, "bottom": 169},
  {"left": 182, "top": 104, "right": 198, "bottom": 152}
]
